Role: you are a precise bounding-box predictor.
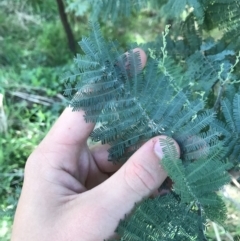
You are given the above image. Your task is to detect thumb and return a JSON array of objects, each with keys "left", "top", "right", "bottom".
[{"left": 95, "top": 135, "right": 180, "bottom": 220}]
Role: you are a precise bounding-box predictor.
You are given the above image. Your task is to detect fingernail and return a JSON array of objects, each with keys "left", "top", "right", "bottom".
[
  {"left": 154, "top": 137, "right": 180, "bottom": 160},
  {"left": 154, "top": 139, "right": 164, "bottom": 159}
]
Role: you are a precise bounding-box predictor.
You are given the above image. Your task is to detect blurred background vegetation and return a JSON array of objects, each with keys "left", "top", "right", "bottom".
[{"left": 0, "top": 0, "right": 239, "bottom": 240}]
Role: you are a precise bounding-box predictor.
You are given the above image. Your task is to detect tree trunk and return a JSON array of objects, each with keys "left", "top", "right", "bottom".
[{"left": 56, "top": 0, "right": 76, "bottom": 54}]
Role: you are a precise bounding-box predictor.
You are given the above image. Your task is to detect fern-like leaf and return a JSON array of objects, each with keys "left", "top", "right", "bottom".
[
  {"left": 160, "top": 138, "right": 231, "bottom": 224},
  {"left": 90, "top": 0, "right": 148, "bottom": 21},
  {"left": 64, "top": 23, "right": 224, "bottom": 164},
  {"left": 219, "top": 93, "right": 240, "bottom": 165},
  {"left": 114, "top": 194, "right": 206, "bottom": 241},
  {"left": 233, "top": 93, "right": 240, "bottom": 133},
  {"left": 63, "top": 22, "right": 235, "bottom": 240}
]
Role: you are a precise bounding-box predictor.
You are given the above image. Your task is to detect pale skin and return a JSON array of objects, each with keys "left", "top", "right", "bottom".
[{"left": 11, "top": 49, "right": 180, "bottom": 241}]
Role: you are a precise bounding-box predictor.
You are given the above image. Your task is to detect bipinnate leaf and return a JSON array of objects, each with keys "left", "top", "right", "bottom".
[
  {"left": 113, "top": 194, "right": 206, "bottom": 241},
  {"left": 160, "top": 138, "right": 231, "bottom": 224}
]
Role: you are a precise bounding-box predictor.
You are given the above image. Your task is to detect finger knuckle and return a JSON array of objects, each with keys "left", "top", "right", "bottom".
[{"left": 124, "top": 160, "right": 158, "bottom": 197}]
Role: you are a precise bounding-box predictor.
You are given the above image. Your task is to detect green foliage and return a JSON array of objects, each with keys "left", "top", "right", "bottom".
[
  {"left": 86, "top": 0, "right": 205, "bottom": 23},
  {"left": 217, "top": 93, "right": 240, "bottom": 165},
  {"left": 66, "top": 0, "right": 90, "bottom": 17},
  {"left": 183, "top": 45, "right": 235, "bottom": 96},
  {"left": 160, "top": 138, "right": 231, "bottom": 224},
  {"left": 1, "top": 0, "right": 240, "bottom": 240},
  {"left": 0, "top": 96, "right": 60, "bottom": 210},
  {"left": 90, "top": 0, "right": 148, "bottom": 21},
  {"left": 35, "top": 22, "right": 74, "bottom": 66},
  {"left": 162, "top": 0, "right": 205, "bottom": 24},
  {"left": 205, "top": 0, "right": 240, "bottom": 44},
  {"left": 115, "top": 194, "right": 206, "bottom": 241},
  {"left": 0, "top": 3, "right": 162, "bottom": 235},
  {"left": 63, "top": 23, "right": 220, "bottom": 163},
  {"left": 0, "top": 0, "right": 70, "bottom": 232},
  {"left": 63, "top": 0, "right": 240, "bottom": 239},
  {"left": 0, "top": 1, "right": 73, "bottom": 69}
]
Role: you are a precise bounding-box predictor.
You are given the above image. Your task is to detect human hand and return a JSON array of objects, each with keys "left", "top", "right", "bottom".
[{"left": 11, "top": 49, "right": 179, "bottom": 241}]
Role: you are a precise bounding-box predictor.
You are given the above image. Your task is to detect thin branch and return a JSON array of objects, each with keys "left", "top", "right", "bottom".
[
  {"left": 231, "top": 175, "right": 240, "bottom": 189},
  {"left": 11, "top": 91, "right": 54, "bottom": 106},
  {"left": 215, "top": 224, "right": 234, "bottom": 241},
  {"left": 212, "top": 222, "right": 222, "bottom": 241},
  {"left": 197, "top": 202, "right": 208, "bottom": 241},
  {"left": 214, "top": 84, "right": 224, "bottom": 111},
  {"left": 221, "top": 186, "right": 240, "bottom": 211},
  {"left": 0, "top": 93, "right": 8, "bottom": 133}
]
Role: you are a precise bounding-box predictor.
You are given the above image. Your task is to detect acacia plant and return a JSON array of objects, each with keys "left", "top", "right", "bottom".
[{"left": 63, "top": 1, "right": 240, "bottom": 240}]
